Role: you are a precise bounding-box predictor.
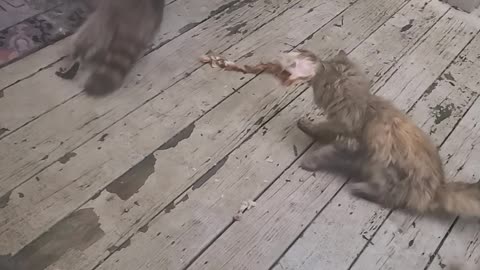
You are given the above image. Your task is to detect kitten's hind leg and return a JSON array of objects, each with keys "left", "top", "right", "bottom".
[
  {"left": 350, "top": 166, "right": 401, "bottom": 207},
  {"left": 300, "top": 144, "right": 363, "bottom": 178},
  {"left": 350, "top": 182, "right": 381, "bottom": 204}
]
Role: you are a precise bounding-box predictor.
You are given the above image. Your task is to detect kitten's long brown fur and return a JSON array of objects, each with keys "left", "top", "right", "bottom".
[
  {"left": 204, "top": 49, "right": 480, "bottom": 218},
  {"left": 293, "top": 49, "right": 480, "bottom": 217},
  {"left": 58, "top": 0, "right": 164, "bottom": 96}
]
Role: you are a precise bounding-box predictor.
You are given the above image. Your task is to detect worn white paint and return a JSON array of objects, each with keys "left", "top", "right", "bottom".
[
  {"left": 86, "top": 0, "right": 420, "bottom": 268},
  {"left": 0, "top": 0, "right": 233, "bottom": 139},
  {"left": 273, "top": 7, "right": 480, "bottom": 270},
  {"left": 0, "top": 0, "right": 337, "bottom": 265},
  {"left": 360, "top": 34, "right": 480, "bottom": 270},
  {"left": 2, "top": 0, "right": 480, "bottom": 270},
  {"left": 0, "top": 0, "right": 299, "bottom": 201}
]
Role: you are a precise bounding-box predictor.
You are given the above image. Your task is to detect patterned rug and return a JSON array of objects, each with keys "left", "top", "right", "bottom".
[{"left": 0, "top": 0, "right": 93, "bottom": 68}]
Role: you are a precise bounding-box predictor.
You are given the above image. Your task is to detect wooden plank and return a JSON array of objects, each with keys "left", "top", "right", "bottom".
[
  {"left": 83, "top": 0, "right": 420, "bottom": 269},
  {"left": 428, "top": 39, "right": 480, "bottom": 270},
  {"left": 70, "top": 79, "right": 316, "bottom": 270},
  {"left": 272, "top": 9, "right": 480, "bottom": 270},
  {"left": 351, "top": 33, "right": 480, "bottom": 270},
  {"left": 430, "top": 222, "right": 480, "bottom": 270},
  {"left": 153, "top": 0, "right": 472, "bottom": 269},
  {"left": 0, "top": 0, "right": 299, "bottom": 199},
  {"left": 0, "top": 0, "right": 227, "bottom": 90},
  {"left": 175, "top": 5, "right": 476, "bottom": 270},
  {"left": 0, "top": 0, "right": 356, "bottom": 268},
  {"left": 187, "top": 4, "right": 480, "bottom": 270},
  {"left": 0, "top": 37, "right": 66, "bottom": 90},
  {"left": 0, "top": 0, "right": 173, "bottom": 91},
  {"left": 0, "top": 0, "right": 233, "bottom": 135}
]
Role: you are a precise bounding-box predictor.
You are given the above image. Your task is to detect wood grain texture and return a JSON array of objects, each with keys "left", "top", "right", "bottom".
[
  {"left": 0, "top": 0, "right": 348, "bottom": 269},
  {"left": 2, "top": 0, "right": 480, "bottom": 270},
  {"left": 0, "top": 0, "right": 298, "bottom": 207},
  {"left": 0, "top": 0, "right": 235, "bottom": 138},
  {"left": 184, "top": 1, "right": 477, "bottom": 270},
  {"left": 273, "top": 8, "right": 480, "bottom": 270},
  {"left": 86, "top": 0, "right": 417, "bottom": 268},
  {"left": 428, "top": 37, "right": 480, "bottom": 270},
  {"left": 353, "top": 33, "right": 480, "bottom": 270},
  {"left": 0, "top": 0, "right": 230, "bottom": 90}
]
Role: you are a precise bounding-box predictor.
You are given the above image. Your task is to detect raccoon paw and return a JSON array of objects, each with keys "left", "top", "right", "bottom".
[{"left": 55, "top": 61, "right": 80, "bottom": 80}]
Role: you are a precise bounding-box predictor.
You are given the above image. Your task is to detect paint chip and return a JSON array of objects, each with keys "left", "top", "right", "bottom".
[
  {"left": 106, "top": 154, "right": 156, "bottom": 200},
  {"left": 99, "top": 133, "right": 108, "bottom": 142},
  {"left": 192, "top": 155, "right": 229, "bottom": 190},
  {"left": 158, "top": 123, "right": 195, "bottom": 150},
  {"left": 58, "top": 152, "right": 77, "bottom": 164},
  {"left": 0, "top": 191, "right": 12, "bottom": 208},
  {"left": 0, "top": 208, "right": 104, "bottom": 270},
  {"left": 233, "top": 199, "right": 256, "bottom": 221},
  {"left": 0, "top": 128, "right": 9, "bottom": 136}
]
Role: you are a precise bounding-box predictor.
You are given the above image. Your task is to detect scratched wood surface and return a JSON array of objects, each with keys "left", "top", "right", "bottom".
[{"left": 1, "top": 0, "right": 480, "bottom": 269}]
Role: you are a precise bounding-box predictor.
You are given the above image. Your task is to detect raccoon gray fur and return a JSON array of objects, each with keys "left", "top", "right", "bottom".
[{"left": 58, "top": 0, "right": 165, "bottom": 96}]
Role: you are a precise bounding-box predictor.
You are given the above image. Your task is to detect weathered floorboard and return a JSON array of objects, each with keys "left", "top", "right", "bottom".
[
  {"left": 0, "top": 0, "right": 234, "bottom": 138},
  {"left": 351, "top": 33, "right": 480, "bottom": 270},
  {"left": 273, "top": 8, "right": 480, "bottom": 270},
  {"left": 0, "top": 0, "right": 299, "bottom": 205},
  {"left": 87, "top": 0, "right": 416, "bottom": 268},
  {"left": 0, "top": 0, "right": 353, "bottom": 268},
  {"left": 0, "top": 0, "right": 230, "bottom": 91},
  {"left": 189, "top": 28, "right": 475, "bottom": 269},
  {"left": 428, "top": 37, "right": 480, "bottom": 270},
  {"left": 2, "top": 0, "right": 480, "bottom": 270},
  {"left": 93, "top": 80, "right": 316, "bottom": 270},
  {"left": 180, "top": 1, "right": 476, "bottom": 269},
  {"left": 0, "top": 38, "right": 67, "bottom": 91}
]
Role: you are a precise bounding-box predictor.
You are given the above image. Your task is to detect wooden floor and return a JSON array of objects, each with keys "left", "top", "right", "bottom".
[{"left": 2, "top": 0, "right": 480, "bottom": 269}]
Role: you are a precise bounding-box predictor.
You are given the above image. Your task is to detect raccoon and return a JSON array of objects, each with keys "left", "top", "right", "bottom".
[{"left": 57, "top": 0, "right": 165, "bottom": 96}]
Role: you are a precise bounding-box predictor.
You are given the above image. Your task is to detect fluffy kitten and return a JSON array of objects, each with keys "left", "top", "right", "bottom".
[
  {"left": 57, "top": 0, "right": 165, "bottom": 96},
  {"left": 289, "top": 49, "right": 480, "bottom": 217}
]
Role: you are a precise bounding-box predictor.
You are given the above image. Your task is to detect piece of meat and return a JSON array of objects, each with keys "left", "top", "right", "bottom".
[{"left": 199, "top": 49, "right": 318, "bottom": 86}]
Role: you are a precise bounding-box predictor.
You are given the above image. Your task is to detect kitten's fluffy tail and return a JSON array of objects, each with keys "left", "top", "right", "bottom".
[{"left": 428, "top": 181, "right": 480, "bottom": 218}]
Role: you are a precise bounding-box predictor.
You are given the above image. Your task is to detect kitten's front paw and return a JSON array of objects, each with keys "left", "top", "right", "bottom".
[
  {"left": 297, "top": 117, "right": 313, "bottom": 134},
  {"left": 299, "top": 145, "right": 335, "bottom": 172},
  {"left": 299, "top": 156, "right": 319, "bottom": 172}
]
